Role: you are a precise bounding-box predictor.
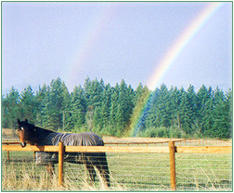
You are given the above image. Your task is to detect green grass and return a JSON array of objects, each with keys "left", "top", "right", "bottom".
[
  {"left": 176, "top": 153, "right": 232, "bottom": 191},
  {"left": 2, "top": 149, "right": 232, "bottom": 191}
]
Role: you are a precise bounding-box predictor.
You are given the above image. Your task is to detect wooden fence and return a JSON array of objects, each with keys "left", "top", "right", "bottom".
[{"left": 2, "top": 141, "right": 232, "bottom": 191}]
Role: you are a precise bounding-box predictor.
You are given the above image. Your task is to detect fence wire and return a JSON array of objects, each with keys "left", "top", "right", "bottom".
[
  {"left": 63, "top": 152, "right": 171, "bottom": 191},
  {"left": 176, "top": 153, "right": 232, "bottom": 191},
  {"left": 2, "top": 151, "right": 171, "bottom": 191},
  {"left": 2, "top": 138, "right": 232, "bottom": 191}
]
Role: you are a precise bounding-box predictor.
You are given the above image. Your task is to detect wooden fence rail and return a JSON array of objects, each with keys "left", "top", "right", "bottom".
[
  {"left": 2, "top": 142, "right": 232, "bottom": 191},
  {"left": 2, "top": 144, "right": 231, "bottom": 154}
]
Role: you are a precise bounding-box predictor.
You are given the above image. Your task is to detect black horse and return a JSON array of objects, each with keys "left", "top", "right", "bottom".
[{"left": 17, "top": 119, "right": 110, "bottom": 187}]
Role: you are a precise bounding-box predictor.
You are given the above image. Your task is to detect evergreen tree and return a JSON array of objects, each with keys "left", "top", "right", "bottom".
[
  {"left": 132, "top": 86, "right": 151, "bottom": 135},
  {"left": 211, "top": 88, "right": 231, "bottom": 138},
  {"left": 157, "top": 84, "right": 171, "bottom": 128},
  {"left": 100, "top": 84, "right": 112, "bottom": 131},
  {"left": 93, "top": 106, "right": 103, "bottom": 132},
  {"left": 169, "top": 87, "right": 182, "bottom": 129},
  {"left": 44, "top": 78, "right": 70, "bottom": 130},
  {"left": 118, "top": 80, "right": 133, "bottom": 123},
  {"left": 68, "top": 86, "right": 86, "bottom": 131},
  {"left": 2, "top": 87, "right": 21, "bottom": 128},
  {"left": 109, "top": 84, "right": 120, "bottom": 135},
  {"left": 2, "top": 77, "right": 232, "bottom": 139},
  {"left": 134, "top": 83, "right": 144, "bottom": 105},
  {"left": 86, "top": 105, "right": 94, "bottom": 132},
  {"left": 197, "top": 86, "right": 214, "bottom": 135},
  {"left": 20, "top": 86, "right": 37, "bottom": 123},
  {"left": 37, "top": 84, "right": 51, "bottom": 127},
  {"left": 2, "top": 95, "right": 9, "bottom": 128},
  {"left": 179, "top": 85, "right": 197, "bottom": 134},
  {"left": 84, "top": 78, "right": 104, "bottom": 108},
  {"left": 35, "top": 84, "right": 50, "bottom": 127}
]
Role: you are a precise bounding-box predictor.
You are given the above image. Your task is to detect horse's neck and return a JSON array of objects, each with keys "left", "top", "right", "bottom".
[{"left": 36, "top": 127, "right": 61, "bottom": 145}]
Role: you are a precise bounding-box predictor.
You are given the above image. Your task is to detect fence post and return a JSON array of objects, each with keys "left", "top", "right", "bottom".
[
  {"left": 33, "top": 152, "right": 36, "bottom": 160},
  {"left": 7, "top": 151, "right": 10, "bottom": 161},
  {"left": 58, "top": 141, "right": 65, "bottom": 186},
  {"left": 169, "top": 141, "right": 176, "bottom": 191}
]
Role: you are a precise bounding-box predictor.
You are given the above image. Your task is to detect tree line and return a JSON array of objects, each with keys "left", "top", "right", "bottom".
[{"left": 2, "top": 77, "right": 232, "bottom": 138}]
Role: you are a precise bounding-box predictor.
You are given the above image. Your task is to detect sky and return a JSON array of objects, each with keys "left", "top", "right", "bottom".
[{"left": 2, "top": 2, "right": 232, "bottom": 94}]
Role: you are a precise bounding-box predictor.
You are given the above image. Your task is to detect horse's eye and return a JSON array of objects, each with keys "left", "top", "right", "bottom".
[{"left": 21, "top": 127, "right": 24, "bottom": 131}]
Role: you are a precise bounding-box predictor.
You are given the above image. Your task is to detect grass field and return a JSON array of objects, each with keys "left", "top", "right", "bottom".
[{"left": 2, "top": 137, "right": 232, "bottom": 191}]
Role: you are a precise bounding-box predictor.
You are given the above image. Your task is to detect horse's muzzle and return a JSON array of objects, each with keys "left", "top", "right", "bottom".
[{"left": 20, "top": 142, "right": 26, "bottom": 147}]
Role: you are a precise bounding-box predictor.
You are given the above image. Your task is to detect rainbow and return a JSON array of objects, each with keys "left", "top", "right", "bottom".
[
  {"left": 131, "top": 2, "right": 223, "bottom": 136},
  {"left": 126, "top": 89, "right": 152, "bottom": 136},
  {"left": 131, "top": 92, "right": 153, "bottom": 137},
  {"left": 146, "top": 2, "right": 223, "bottom": 91},
  {"left": 64, "top": 4, "right": 114, "bottom": 91}
]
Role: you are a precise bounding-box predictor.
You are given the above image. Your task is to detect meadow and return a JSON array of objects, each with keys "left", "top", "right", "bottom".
[{"left": 2, "top": 138, "right": 232, "bottom": 191}]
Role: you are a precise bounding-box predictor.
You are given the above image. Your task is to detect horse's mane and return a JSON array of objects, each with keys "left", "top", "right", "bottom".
[
  {"left": 34, "top": 125, "right": 56, "bottom": 135},
  {"left": 28, "top": 123, "right": 58, "bottom": 145}
]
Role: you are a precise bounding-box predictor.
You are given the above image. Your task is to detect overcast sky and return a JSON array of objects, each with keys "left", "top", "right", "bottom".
[{"left": 2, "top": 2, "right": 232, "bottom": 94}]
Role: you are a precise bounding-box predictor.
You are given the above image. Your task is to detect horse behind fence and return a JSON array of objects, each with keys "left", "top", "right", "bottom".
[{"left": 17, "top": 119, "right": 110, "bottom": 187}]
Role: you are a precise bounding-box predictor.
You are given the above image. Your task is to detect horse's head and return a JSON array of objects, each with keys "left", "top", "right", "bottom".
[{"left": 17, "top": 119, "right": 38, "bottom": 147}]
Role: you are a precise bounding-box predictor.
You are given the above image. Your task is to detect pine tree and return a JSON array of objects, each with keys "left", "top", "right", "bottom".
[
  {"left": 101, "top": 84, "right": 112, "bottom": 130},
  {"left": 93, "top": 106, "right": 102, "bottom": 133},
  {"left": 169, "top": 87, "right": 182, "bottom": 129},
  {"left": 20, "top": 86, "right": 37, "bottom": 123},
  {"left": 36, "top": 84, "right": 50, "bottom": 127},
  {"left": 179, "top": 85, "right": 197, "bottom": 134},
  {"left": 45, "top": 78, "right": 70, "bottom": 130},
  {"left": 2, "top": 87, "right": 21, "bottom": 128},
  {"left": 211, "top": 88, "right": 231, "bottom": 138},
  {"left": 84, "top": 78, "right": 104, "bottom": 108},
  {"left": 197, "top": 85, "right": 213, "bottom": 135},
  {"left": 131, "top": 85, "right": 151, "bottom": 136},
  {"left": 134, "top": 83, "right": 144, "bottom": 105},
  {"left": 2, "top": 77, "right": 232, "bottom": 139},
  {"left": 157, "top": 84, "right": 171, "bottom": 128},
  {"left": 2, "top": 95, "right": 9, "bottom": 128},
  {"left": 69, "top": 86, "right": 86, "bottom": 131},
  {"left": 109, "top": 83, "right": 120, "bottom": 135}
]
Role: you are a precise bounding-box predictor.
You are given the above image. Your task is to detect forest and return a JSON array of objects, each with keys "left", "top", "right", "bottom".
[{"left": 2, "top": 77, "right": 232, "bottom": 139}]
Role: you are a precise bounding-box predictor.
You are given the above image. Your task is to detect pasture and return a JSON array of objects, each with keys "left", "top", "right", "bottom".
[{"left": 2, "top": 137, "right": 232, "bottom": 191}]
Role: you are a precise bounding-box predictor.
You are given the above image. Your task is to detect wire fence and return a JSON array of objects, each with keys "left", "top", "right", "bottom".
[
  {"left": 63, "top": 152, "right": 171, "bottom": 191},
  {"left": 2, "top": 149, "right": 172, "bottom": 191},
  {"left": 2, "top": 133, "right": 232, "bottom": 191},
  {"left": 176, "top": 153, "right": 232, "bottom": 191}
]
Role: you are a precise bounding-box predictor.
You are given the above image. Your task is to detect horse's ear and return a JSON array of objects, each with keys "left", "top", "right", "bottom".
[
  {"left": 25, "top": 119, "right": 28, "bottom": 123},
  {"left": 17, "top": 119, "right": 21, "bottom": 124}
]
